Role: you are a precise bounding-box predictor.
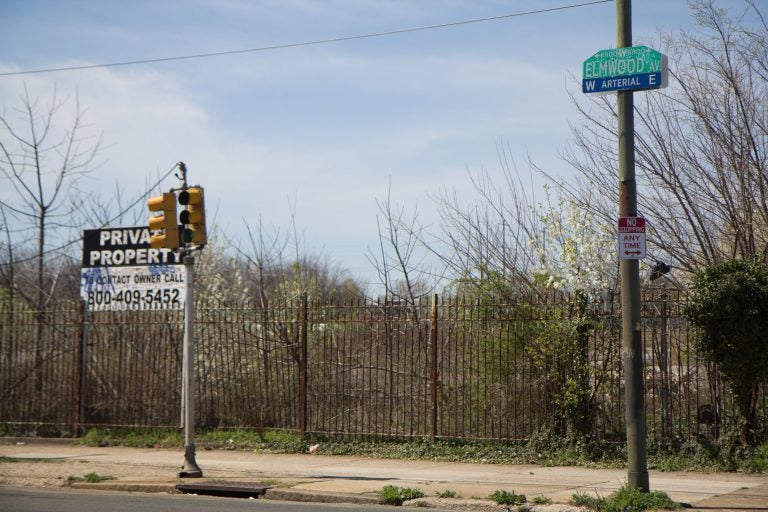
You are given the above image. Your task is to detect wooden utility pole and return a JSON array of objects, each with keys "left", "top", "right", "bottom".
[{"left": 617, "top": 0, "right": 649, "bottom": 492}]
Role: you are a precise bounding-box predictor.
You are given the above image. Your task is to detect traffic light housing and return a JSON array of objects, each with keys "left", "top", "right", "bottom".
[
  {"left": 178, "top": 186, "right": 207, "bottom": 246},
  {"left": 147, "top": 192, "right": 180, "bottom": 250}
]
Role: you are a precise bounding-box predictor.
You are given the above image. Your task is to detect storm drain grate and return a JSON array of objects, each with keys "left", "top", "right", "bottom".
[{"left": 176, "top": 481, "right": 270, "bottom": 499}]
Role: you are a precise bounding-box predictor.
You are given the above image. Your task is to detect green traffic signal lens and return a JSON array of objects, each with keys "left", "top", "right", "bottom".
[{"left": 181, "top": 228, "right": 195, "bottom": 244}]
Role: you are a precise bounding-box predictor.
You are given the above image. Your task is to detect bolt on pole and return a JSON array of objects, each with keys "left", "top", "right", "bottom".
[{"left": 617, "top": 0, "right": 649, "bottom": 492}]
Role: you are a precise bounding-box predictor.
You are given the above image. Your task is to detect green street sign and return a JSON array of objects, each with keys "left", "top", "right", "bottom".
[{"left": 582, "top": 45, "right": 667, "bottom": 94}]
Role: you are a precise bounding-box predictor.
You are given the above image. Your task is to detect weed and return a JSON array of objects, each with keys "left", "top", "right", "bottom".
[
  {"left": 62, "top": 427, "right": 768, "bottom": 474},
  {"left": 0, "top": 456, "right": 59, "bottom": 464},
  {"left": 603, "top": 485, "right": 681, "bottom": 512},
  {"left": 571, "top": 485, "right": 681, "bottom": 512},
  {"left": 377, "top": 485, "right": 425, "bottom": 505},
  {"left": 88, "top": 472, "right": 116, "bottom": 483},
  {"left": 570, "top": 491, "right": 604, "bottom": 510},
  {"left": 532, "top": 494, "right": 552, "bottom": 505},
  {"left": 742, "top": 442, "right": 768, "bottom": 473},
  {"left": 436, "top": 489, "right": 456, "bottom": 498},
  {"left": 489, "top": 489, "right": 526, "bottom": 506},
  {"left": 81, "top": 428, "right": 110, "bottom": 447},
  {"left": 68, "top": 472, "right": 117, "bottom": 483}
]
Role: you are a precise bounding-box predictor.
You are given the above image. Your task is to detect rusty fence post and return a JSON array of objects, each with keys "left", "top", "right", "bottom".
[
  {"left": 75, "top": 300, "right": 89, "bottom": 435},
  {"left": 430, "top": 294, "right": 439, "bottom": 442},
  {"left": 298, "top": 292, "right": 308, "bottom": 440}
]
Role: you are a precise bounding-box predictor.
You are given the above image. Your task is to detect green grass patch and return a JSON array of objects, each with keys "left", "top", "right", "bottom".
[
  {"left": 80, "top": 427, "right": 182, "bottom": 448},
  {"left": 532, "top": 494, "right": 552, "bottom": 505},
  {"left": 377, "top": 485, "right": 425, "bottom": 505},
  {"left": 648, "top": 438, "right": 768, "bottom": 473},
  {"left": 69, "top": 426, "right": 767, "bottom": 474},
  {"left": 436, "top": 489, "right": 456, "bottom": 498},
  {"left": 570, "top": 485, "right": 681, "bottom": 512}
]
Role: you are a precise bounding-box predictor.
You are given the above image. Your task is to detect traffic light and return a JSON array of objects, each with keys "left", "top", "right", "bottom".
[
  {"left": 178, "top": 186, "right": 207, "bottom": 246},
  {"left": 147, "top": 192, "right": 180, "bottom": 250}
]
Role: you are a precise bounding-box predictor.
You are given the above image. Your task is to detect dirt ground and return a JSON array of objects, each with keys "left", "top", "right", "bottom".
[{"left": 0, "top": 455, "right": 179, "bottom": 488}]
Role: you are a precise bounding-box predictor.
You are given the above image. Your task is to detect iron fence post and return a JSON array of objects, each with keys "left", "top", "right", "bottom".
[
  {"left": 430, "top": 294, "right": 439, "bottom": 442},
  {"left": 75, "top": 300, "right": 89, "bottom": 434},
  {"left": 299, "top": 292, "right": 308, "bottom": 440}
]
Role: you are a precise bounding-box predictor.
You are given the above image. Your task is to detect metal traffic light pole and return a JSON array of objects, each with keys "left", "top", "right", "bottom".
[
  {"left": 176, "top": 162, "right": 203, "bottom": 478},
  {"left": 179, "top": 248, "right": 202, "bottom": 477},
  {"left": 617, "top": 0, "right": 648, "bottom": 492}
]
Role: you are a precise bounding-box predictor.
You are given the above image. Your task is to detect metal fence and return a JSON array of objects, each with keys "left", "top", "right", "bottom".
[{"left": 1, "top": 290, "right": 765, "bottom": 443}]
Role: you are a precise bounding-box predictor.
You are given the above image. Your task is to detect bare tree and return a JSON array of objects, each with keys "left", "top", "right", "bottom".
[
  {"left": 0, "top": 86, "right": 101, "bottom": 305},
  {"left": 429, "top": 145, "right": 552, "bottom": 300},
  {"left": 561, "top": 0, "right": 768, "bottom": 277},
  {"left": 0, "top": 86, "right": 101, "bottom": 408},
  {"left": 368, "top": 182, "right": 438, "bottom": 304}
]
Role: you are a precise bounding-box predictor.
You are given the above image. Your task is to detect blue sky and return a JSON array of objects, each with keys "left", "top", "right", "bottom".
[{"left": 0, "top": 0, "right": 744, "bottom": 290}]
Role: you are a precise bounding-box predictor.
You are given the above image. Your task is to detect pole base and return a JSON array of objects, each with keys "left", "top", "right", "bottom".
[
  {"left": 178, "top": 444, "right": 203, "bottom": 478},
  {"left": 627, "top": 470, "right": 649, "bottom": 492}
]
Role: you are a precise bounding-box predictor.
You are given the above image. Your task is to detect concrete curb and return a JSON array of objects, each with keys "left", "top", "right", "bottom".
[
  {"left": 263, "top": 488, "right": 381, "bottom": 504},
  {"left": 68, "top": 482, "right": 177, "bottom": 493},
  {"left": 68, "top": 481, "right": 382, "bottom": 505}
]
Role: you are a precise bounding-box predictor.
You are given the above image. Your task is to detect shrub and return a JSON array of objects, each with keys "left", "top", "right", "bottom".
[
  {"left": 570, "top": 491, "right": 604, "bottom": 510},
  {"left": 571, "top": 485, "right": 681, "bottom": 512},
  {"left": 685, "top": 258, "right": 768, "bottom": 445},
  {"left": 489, "top": 489, "right": 526, "bottom": 506},
  {"left": 603, "top": 485, "right": 681, "bottom": 512},
  {"left": 377, "top": 485, "right": 425, "bottom": 505}
]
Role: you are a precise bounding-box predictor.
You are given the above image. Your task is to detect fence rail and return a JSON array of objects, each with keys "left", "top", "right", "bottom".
[{"left": 1, "top": 290, "right": 765, "bottom": 443}]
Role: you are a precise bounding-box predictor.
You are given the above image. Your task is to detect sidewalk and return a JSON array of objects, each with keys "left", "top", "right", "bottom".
[{"left": 1, "top": 438, "right": 766, "bottom": 510}]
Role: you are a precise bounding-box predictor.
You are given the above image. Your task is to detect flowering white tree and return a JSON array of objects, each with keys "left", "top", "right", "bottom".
[
  {"left": 525, "top": 186, "right": 619, "bottom": 438},
  {"left": 529, "top": 186, "right": 617, "bottom": 297},
  {"left": 194, "top": 230, "right": 251, "bottom": 306}
]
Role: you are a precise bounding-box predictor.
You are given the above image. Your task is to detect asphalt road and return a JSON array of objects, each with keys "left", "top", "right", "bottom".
[{"left": 0, "top": 487, "right": 409, "bottom": 512}]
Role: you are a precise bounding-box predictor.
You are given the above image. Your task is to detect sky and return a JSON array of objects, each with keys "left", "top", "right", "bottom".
[{"left": 0, "top": 0, "right": 748, "bottom": 291}]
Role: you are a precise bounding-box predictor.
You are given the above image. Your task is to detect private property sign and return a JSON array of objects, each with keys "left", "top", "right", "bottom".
[
  {"left": 583, "top": 46, "right": 667, "bottom": 94},
  {"left": 618, "top": 217, "right": 646, "bottom": 260},
  {"left": 80, "top": 227, "right": 184, "bottom": 311}
]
